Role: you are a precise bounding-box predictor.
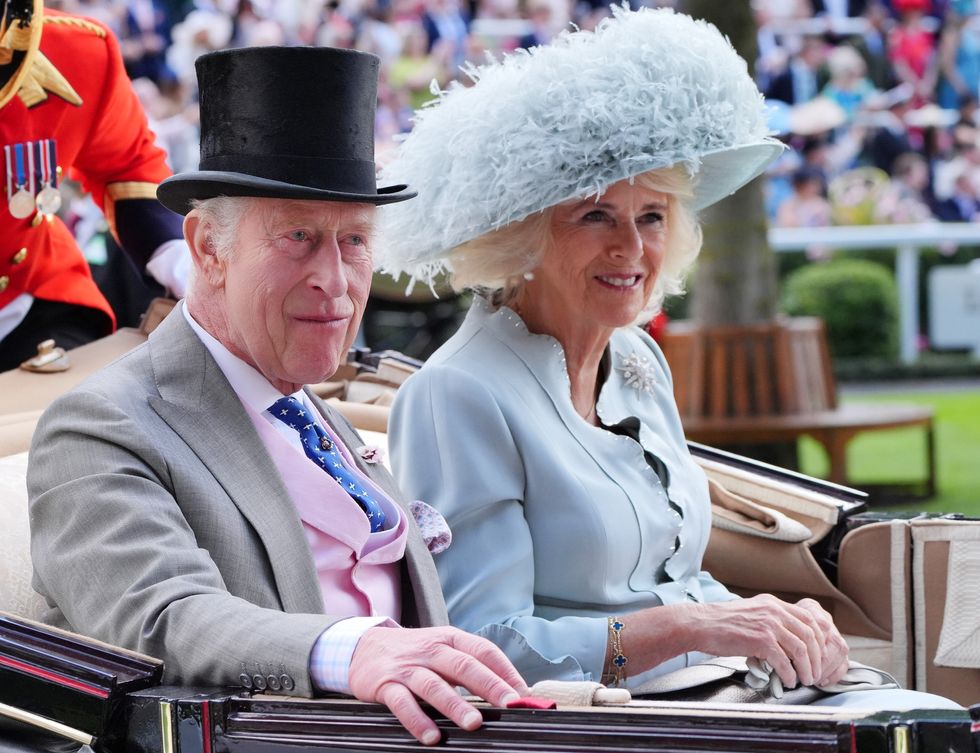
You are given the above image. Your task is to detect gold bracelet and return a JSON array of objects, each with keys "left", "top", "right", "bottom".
[{"left": 604, "top": 616, "right": 628, "bottom": 687}]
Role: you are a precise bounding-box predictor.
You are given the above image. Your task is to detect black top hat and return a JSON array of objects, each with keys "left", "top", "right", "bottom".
[{"left": 157, "top": 46, "right": 415, "bottom": 215}]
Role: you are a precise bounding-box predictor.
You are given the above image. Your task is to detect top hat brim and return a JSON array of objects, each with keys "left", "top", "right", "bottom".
[{"left": 157, "top": 171, "right": 417, "bottom": 216}]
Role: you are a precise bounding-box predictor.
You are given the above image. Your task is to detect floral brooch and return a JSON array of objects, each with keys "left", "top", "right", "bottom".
[{"left": 617, "top": 352, "right": 657, "bottom": 395}]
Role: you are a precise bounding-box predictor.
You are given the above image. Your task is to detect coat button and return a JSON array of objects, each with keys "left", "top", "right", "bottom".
[
  {"left": 239, "top": 673, "right": 253, "bottom": 689},
  {"left": 0, "top": 276, "right": 8, "bottom": 292},
  {"left": 12, "top": 248, "right": 26, "bottom": 264},
  {"left": 252, "top": 674, "right": 267, "bottom": 691},
  {"left": 266, "top": 674, "right": 281, "bottom": 691},
  {"left": 280, "top": 674, "right": 295, "bottom": 691}
]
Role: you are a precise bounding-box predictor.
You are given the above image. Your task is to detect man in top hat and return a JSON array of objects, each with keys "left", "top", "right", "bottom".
[
  {"left": 0, "top": 0, "right": 190, "bottom": 370},
  {"left": 27, "top": 45, "right": 527, "bottom": 747}
]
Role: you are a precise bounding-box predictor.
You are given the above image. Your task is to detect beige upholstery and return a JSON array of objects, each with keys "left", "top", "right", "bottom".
[
  {"left": 910, "top": 520, "right": 980, "bottom": 705},
  {"left": 0, "top": 410, "right": 42, "bottom": 457},
  {"left": 0, "top": 452, "right": 47, "bottom": 620}
]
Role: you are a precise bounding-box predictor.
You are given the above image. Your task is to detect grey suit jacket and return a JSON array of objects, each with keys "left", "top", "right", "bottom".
[{"left": 26, "top": 306, "right": 448, "bottom": 696}]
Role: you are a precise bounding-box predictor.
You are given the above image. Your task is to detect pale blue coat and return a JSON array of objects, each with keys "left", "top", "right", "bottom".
[{"left": 389, "top": 298, "right": 736, "bottom": 688}]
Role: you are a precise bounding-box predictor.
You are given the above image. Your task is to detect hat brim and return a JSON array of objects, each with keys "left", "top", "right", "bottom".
[
  {"left": 692, "top": 140, "right": 786, "bottom": 210},
  {"left": 157, "top": 171, "right": 417, "bottom": 215}
]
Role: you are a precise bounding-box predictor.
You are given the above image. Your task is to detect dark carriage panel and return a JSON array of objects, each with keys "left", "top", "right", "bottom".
[
  {"left": 121, "top": 691, "right": 978, "bottom": 753},
  {"left": 0, "top": 612, "right": 162, "bottom": 747}
]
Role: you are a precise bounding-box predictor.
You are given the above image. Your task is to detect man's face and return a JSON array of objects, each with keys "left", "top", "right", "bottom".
[{"left": 213, "top": 198, "right": 376, "bottom": 394}]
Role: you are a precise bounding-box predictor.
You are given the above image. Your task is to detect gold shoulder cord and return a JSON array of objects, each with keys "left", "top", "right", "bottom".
[{"left": 42, "top": 15, "right": 105, "bottom": 39}]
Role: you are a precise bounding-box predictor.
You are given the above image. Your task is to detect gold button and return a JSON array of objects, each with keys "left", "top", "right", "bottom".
[
  {"left": 12, "top": 248, "right": 26, "bottom": 264},
  {"left": 31, "top": 212, "right": 42, "bottom": 227},
  {"left": 0, "top": 276, "right": 9, "bottom": 292}
]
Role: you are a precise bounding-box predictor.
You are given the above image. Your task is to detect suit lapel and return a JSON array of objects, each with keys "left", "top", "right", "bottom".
[
  {"left": 147, "top": 307, "right": 325, "bottom": 615},
  {"left": 308, "top": 391, "right": 449, "bottom": 628}
]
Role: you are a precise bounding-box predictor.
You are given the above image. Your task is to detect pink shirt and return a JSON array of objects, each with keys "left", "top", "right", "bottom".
[{"left": 244, "top": 402, "right": 406, "bottom": 619}]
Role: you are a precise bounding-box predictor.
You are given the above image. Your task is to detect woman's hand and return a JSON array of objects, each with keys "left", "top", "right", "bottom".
[{"left": 682, "top": 595, "right": 850, "bottom": 689}]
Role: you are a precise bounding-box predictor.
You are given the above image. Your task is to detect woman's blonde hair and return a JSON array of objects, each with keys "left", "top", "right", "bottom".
[{"left": 447, "top": 166, "right": 702, "bottom": 319}]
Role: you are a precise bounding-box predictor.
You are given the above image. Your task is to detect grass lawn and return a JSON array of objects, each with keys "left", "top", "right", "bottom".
[{"left": 798, "top": 386, "right": 980, "bottom": 516}]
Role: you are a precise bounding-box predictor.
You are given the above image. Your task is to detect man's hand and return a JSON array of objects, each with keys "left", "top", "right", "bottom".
[{"left": 348, "top": 626, "right": 528, "bottom": 746}]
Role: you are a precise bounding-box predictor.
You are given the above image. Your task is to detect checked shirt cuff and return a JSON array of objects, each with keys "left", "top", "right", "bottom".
[{"left": 310, "top": 616, "right": 398, "bottom": 695}]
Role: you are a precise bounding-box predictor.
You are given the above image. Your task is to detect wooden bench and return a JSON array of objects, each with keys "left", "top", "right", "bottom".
[{"left": 660, "top": 317, "right": 936, "bottom": 497}]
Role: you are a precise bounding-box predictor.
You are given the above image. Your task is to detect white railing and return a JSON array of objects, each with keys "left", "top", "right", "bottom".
[{"left": 768, "top": 222, "right": 980, "bottom": 364}]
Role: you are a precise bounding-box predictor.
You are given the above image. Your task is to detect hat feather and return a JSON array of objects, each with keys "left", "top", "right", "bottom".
[{"left": 377, "top": 6, "right": 780, "bottom": 283}]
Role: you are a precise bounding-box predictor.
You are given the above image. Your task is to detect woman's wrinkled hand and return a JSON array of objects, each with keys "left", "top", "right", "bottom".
[
  {"left": 684, "top": 595, "right": 849, "bottom": 690},
  {"left": 349, "top": 626, "right": 529, "bottom": 746}
]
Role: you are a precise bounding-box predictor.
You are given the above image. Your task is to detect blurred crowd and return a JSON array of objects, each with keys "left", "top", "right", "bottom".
[
  {"left": 757, "top": 0, "right": 980, "bottom": 229},
  {"left": 51, "top": 0, "right": 980, "bottom": 238}
]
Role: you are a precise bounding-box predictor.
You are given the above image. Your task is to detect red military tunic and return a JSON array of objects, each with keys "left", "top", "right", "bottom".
[{"left": 1, "top": 10, "right": 173, "bottom": 328}]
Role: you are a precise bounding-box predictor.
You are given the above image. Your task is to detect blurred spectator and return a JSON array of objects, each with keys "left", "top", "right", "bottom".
[
  {"left": 389, "top": 21, "right": 447, "bottom": 111},
  {"left": 756, "top": 0, "right": 812, "bottom": 22},
  {"left": 766, "top": 34, "right": 827, "bottom": 104},
  {"left": 776, "top": 166, "right": 835, "bottom": 225},
  {"left": 933, "top": 162, "right": 980, "bottom": 217},
  {"left": 822, "top": 44, "right": 876, "bottom": 118},
  {"left": 849, "top": 1, "right": 896, "bottom": 89},
  {"left": 863, "top": 82, "right": 916, "bottom": 172},
  {"left": 421, "top": 0, "right": 469, "bottom": 68},
  {"left": 811, "top": 0, "right": 869, "bottom": 17},
  {"left": 936, "top": 0, "right": 980, "bottom": 109},
  {"left": 356, "top": 2, "right": 405, "bottom": 64},
  {"left": 889, "top": 0, "right": 939, "bottom": 104},
  {"left": 166, "top": 9, "right": 233, "bottom": 93},
  {"left": 875, "top": 151, "right": 937, "bottom": 220},
  {"left": 120, "top": 0, "right": 176, "bottom": 84},
  {"left": 131, "top": 78, "right": 199, "bottom": 173},
  {"left": 517, "top": 0, "right": 570, "bottom": 49},
  {"left": 934, "top": 131, "right": 980, "bottom": 196}
]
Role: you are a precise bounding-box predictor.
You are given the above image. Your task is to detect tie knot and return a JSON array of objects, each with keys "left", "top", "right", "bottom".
[
  {"left": 268, "top": 396, "right": 333, "bottom": 450},
  {"left": 268, "top": 396, "right": 309, "bottom": 427}
]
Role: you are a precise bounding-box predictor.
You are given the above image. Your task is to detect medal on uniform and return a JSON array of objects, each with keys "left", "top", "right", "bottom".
[
  {"left": 5, "top": 143, "right": 36, "bottom": 219},
  {"left": 35, "top": 139, "right": 61, "bottom": 217}
]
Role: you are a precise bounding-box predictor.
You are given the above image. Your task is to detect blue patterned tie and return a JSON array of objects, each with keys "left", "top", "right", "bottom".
[{"left": 268, "top": 396, "right": 386, "bottom": 532}]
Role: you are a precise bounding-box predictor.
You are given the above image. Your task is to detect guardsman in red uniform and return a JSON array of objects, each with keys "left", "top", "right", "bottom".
[{"left": 0, "top": 0, "right": 187, "bottom": 369}]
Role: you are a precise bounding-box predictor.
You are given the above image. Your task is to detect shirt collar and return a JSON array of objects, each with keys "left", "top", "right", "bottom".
[{"left": 182, "top": 304, "right": 304, "bottom": 414}]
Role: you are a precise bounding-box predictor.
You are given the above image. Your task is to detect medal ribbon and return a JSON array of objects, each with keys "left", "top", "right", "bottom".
[
  {"left": 35, "top": 140, "right": 47, "bottom": 190},
  {"left": 24, "top": 141, "right": 35, "bottom": 196},
  {"left": 13, "top": 142, "right": 27, "bottom": 192},
  {"left": 47, "top": 140, "right": 58, "bottom": 188},
  {"left": 4, "top": 145, "right": 12, "bottom": 202}
]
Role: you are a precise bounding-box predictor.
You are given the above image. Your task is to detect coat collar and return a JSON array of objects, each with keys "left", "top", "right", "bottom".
[
  {"left": 468, "top": 297, "right": 688, "bottom": 470},
  {"left": 146, "top": 304, "right": 325, "bottom": 615}
]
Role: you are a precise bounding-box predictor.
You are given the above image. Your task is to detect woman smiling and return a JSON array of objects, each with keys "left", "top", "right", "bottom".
[{"left": 378, "top": 7, "right": 959, "bottom": 710}]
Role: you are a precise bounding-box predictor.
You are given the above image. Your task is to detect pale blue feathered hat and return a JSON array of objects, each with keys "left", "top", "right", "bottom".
[{"left": 376, "top": 6, "right": 783, "bottom": 283}]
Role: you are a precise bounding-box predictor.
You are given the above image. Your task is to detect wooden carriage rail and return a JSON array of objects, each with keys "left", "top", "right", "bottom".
[{"left": 660, "top": 318, "right": 936, "bottom": 498}]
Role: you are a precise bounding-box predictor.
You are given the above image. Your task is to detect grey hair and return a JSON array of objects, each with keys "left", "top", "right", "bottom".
[
  {"left": 447, "top": 165, "right": 703, "bottom": 318},
  {"left": 189, "top": 196, "right": 255, "bottom": 260}
]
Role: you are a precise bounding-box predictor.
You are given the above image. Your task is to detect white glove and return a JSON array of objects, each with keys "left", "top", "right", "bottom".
[{"left": 145, "top": 238, "right": 191, "bottom": 298}]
